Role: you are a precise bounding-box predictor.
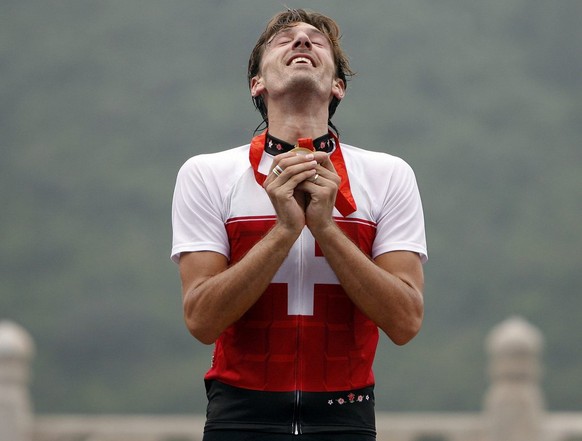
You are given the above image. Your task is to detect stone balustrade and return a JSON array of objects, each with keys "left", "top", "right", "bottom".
[{"left": 1, "top": 316, "right": 581, "bottom": 441}]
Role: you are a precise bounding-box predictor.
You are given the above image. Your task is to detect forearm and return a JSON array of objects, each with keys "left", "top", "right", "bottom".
[
  {"left": 312, "top": 222, "right": 424, "bottom": 345},
  {"left": 182, "top": 224, "right": 298, "bottom": 344}
]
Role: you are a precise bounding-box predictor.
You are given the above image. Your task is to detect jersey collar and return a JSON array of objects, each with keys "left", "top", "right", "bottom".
[
  {"left": 265, "top": 132, "right": 336, "bottom": 155},
  {"left": 249, "top": 131, "right": 357, "bottom": 217}
]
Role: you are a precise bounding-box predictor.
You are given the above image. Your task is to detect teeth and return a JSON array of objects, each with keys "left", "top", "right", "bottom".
[{"left": 292, "top": 57, "right": 312, "bottom": 65}]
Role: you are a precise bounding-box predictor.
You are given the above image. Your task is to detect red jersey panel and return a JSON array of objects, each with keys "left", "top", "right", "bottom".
[{"left": 205, "top": 216, "right": 379, "bottom": 392}]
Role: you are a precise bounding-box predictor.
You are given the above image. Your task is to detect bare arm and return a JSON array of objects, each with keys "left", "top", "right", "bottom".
[
  {"left": 180, "top": 150, "right": 424, "bottom": 345},
  {"left": 179, "top": 224, "right": 297, "bottom": 344},
  {"left": 301, "top": 153, "right": 424, "bottom": 345},
  {"left": 312, "top": 224, "right": 424, "bottom": 345},
  {"left": 180, "top": 152, "right": 318, "bottom": 344}
]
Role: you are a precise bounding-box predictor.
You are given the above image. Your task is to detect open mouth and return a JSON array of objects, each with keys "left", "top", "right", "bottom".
[{"left": 287, "top": 56, "right": 315, "bottom": 67}]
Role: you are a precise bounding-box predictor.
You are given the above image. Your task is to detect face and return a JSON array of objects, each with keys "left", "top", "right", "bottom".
[{"left": 250, "top": 22, "right": 345, "bottom": 106}]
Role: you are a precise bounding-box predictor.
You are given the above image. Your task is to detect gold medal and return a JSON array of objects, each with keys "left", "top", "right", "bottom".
[{"left": 291, "top": 147, "right": 314, "bottom": 155}]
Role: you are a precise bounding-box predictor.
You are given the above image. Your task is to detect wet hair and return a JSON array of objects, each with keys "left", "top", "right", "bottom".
[{"left": 248, "top": 9, "right": 355, "bottom": 133}]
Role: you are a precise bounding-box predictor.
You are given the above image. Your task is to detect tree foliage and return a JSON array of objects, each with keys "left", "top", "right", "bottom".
[{"left": 1, "top": 0, "right": 581, "bottom": 413}]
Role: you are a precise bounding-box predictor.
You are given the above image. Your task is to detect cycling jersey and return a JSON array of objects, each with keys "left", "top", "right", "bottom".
[{"left": 171, "top": 132, "right": 427, "bottom": 436}]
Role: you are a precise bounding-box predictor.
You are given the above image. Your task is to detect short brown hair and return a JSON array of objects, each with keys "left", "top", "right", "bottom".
[{"left": 248, "top": 9, "right": 354, "bottom": 132}]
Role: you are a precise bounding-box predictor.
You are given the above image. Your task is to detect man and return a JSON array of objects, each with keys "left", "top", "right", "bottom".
[{"left": 171, "top": 9, "right": 427, "bottom": 441}]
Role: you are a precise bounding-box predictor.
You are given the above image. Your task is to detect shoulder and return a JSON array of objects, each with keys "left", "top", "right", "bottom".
[
  {"left": 178, "top": 144, "right": 250, "bottom": 177},
  {"left": 176, "top": 145, "right": 251, "bottom": 191},
  {"left": 339, "top": 142, "right": 416, "bottom": 178},
  {"left": 174, "top": 144, "right": 252, "bottom": 199}
]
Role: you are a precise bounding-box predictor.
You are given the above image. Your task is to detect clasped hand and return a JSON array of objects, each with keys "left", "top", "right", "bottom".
[{"left": 263, "top": 151, "right": 340, "bottom": 234}]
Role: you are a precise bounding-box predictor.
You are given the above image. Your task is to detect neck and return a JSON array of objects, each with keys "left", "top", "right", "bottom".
[{"left": 264, "top": 94, "right": 330, "bottom": 144}]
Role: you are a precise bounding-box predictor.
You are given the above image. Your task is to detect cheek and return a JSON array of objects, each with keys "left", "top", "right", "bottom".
[{"left": 319, "top": 52, "right": 337, "bottom": 72}]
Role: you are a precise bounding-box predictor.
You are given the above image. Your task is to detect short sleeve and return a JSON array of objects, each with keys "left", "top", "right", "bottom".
[
  {"left": 170, "top": 157, "right": 230, "bottom": 263},
  {"left": 371, "top": 159, "right": 427, "bottom": 263}
]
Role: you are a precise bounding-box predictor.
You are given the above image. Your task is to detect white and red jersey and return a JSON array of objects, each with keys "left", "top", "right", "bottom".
[{"left": 171, "top": 132, "right": 427, "bottom": 395}]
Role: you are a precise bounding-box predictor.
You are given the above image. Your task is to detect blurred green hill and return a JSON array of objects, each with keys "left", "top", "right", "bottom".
[{"left": 1, "top": 1, "right": 581, "bottom": 414}]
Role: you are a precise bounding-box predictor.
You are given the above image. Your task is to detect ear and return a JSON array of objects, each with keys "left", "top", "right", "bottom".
[
  {"left": 332, "top": 78, "right": 346, "bottom": 100},
  {"left": 250, "top": 75, "right": 265, "bottom": 97}
]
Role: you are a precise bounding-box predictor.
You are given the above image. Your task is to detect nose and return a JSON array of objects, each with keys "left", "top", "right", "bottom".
[{"left": 292, "top": 32, "right": 312, "bottom": 49}]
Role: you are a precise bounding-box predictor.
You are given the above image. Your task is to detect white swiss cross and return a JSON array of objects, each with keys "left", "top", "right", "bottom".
[{"left": 271, "top": 228, "right": 339, "bottom": 315}]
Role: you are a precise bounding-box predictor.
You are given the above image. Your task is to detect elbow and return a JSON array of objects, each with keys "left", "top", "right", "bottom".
[
  {"left": 383, "top": 299, "right": 424, "bottom": 346},
  {"left": 195, "top": 332, "right": 219, "bottom": 346},
  {"left": 386, "top": 316, "right": 423, "bottom": 346},
  {"left": 183, "top": 300, "right": 221, "bottom": 345},
  {"left": 184, "top": 316, "right": 220, "bottom": 345}
]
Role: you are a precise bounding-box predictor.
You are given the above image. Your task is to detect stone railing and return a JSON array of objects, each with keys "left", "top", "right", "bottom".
[{"left": 1, "top": 317, "right": 581, "bottom": 441}]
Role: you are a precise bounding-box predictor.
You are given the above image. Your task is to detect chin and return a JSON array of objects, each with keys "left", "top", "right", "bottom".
[{"left": 287, "top": 75, "right": 326, "bottom": 94}]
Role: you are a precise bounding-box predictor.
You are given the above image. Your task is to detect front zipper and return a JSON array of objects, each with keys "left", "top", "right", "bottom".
[
  {"left": 291, "top": 230, "right": 307, "bottom": 435},
  {"left": 291, "top": 389, "right": 302, "bottom": 435},
  {"left": 291, "top": 313, "right": 303, "bottom": 435}
]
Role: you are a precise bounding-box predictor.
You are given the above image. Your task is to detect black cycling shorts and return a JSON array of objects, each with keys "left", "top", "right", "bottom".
[{"left": 203, "top": 430, "right": 376, "bottom": 441}]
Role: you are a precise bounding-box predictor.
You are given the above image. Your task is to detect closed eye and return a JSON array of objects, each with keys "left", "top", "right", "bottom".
[
  {"left": 268, "top": 31, "right": 293, "bottom": 46},
  {"left": 268, "top": 28, "right": 330, "bottom": 48}
]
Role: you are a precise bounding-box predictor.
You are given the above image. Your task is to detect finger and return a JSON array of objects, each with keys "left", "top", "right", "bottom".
[
  {"left": 284, "top": 168, "right": 318, "bottom": 188},
  {"left": 265, "top": 160, "right": 294, "bottom": 188},
  {"left": 269, "top": 151, "right": 316, "bottom": 174},
  {"left": 270, "top": 159, "right": 318, "bottom": 183},
  {"left": 296, "top": 173, "right": 320, "bottom": 188},
  {"left": 266, "top": 167, "right": 318, "bottom": 191},
  {"left": 272, "top": 164, "right": 284, "bottom": 177},
  {"left": 312, "top": 163, "right": 340, "bottom": 186},
  {"left": 296, "top": 172, "right": 325, "bottom": 191},
  {"left": 312, "top": 152, "right": 336, "bottom": 174}
]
